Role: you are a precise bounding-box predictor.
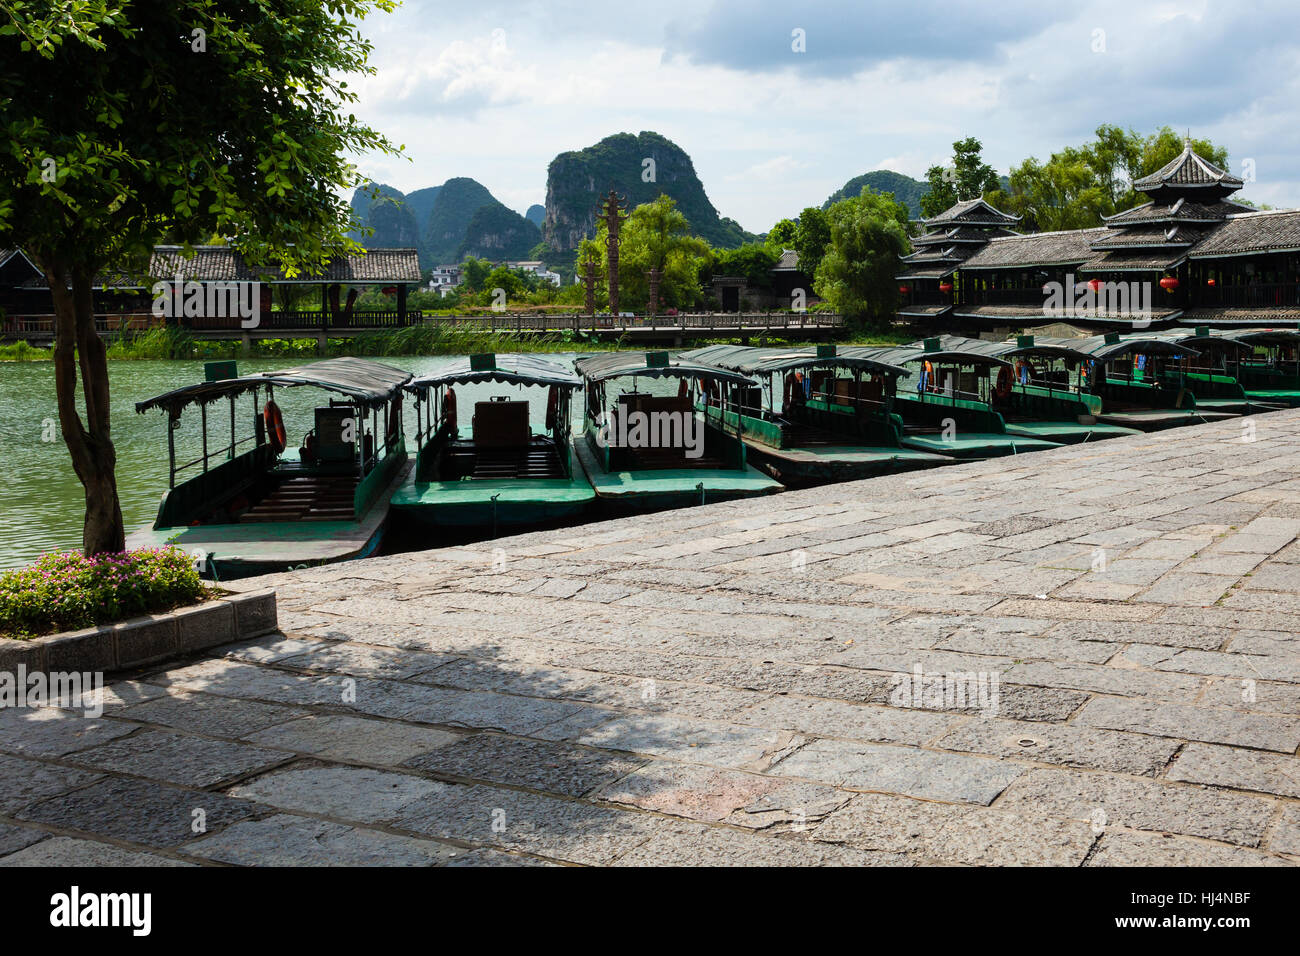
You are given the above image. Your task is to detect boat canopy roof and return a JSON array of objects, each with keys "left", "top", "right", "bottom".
[
  {"left": 981, "top": 336, "right": 1098, "bottom": 363},
  {"left": 405, "top": 353, "right": 580, "bottom": 393},
  {"left": 1137, "top": 330, "right": 1251, "bottom": 351},
  {"left": 864, "top": 336, "right": 1013, "bottom": 368},
  {"left": 679, "top": 344, "right": 909, "bottom": 378},
  {"left": 135, "top": 357, "right": 412, "bottom": 414},
  {"left": 1067, "top": 334, "right": 1201, "bottom": 360},
  {"left": 574, "top": 350, "right": 754, "bottom": 387},
  {"left": 1221, "top": 326, "right": 1300, "bottom": 345}
]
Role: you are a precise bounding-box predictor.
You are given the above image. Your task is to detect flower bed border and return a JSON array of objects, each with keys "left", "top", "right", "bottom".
[{"left": 0, "top": 589, "right": 276, "bottom": 676}]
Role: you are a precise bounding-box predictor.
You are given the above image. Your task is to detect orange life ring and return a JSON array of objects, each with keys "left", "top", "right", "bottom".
[
  {"left": 545, "top": 384, "right": 559, "bottom": 431},
  {"left": 996, "top": 365, "right": 1013, "bottom": 398},
  {"left": 263, "top": 400, "right": 286, "bottom": 454},
  {"left": 442, "top": 387, "right": 457, "bottom": 434}
]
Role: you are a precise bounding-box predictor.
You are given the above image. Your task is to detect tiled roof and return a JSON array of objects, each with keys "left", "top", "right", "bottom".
[
  {"left": 896, "top": 267, "right": 956, "bottom": 280},
  {"left": 772, "top": 249, "right": 801, "bottom": 271},
  {"left": 961, "top": 228, "right": 1108, "bottom": 269},
  {"left": 1188, "top": 210, "right": 1300, "bottom": 258},
  {"left": 1181, "top": 307, "right": 1300, "bottom": 325},
  {"left": 900, "top": 248, "right": 962, "bottom": 264},
  {"left": 1103, "top": 199, "right": 1251, "bottom": 225},
  {"left": 1091, "top": 228, "right": 1197, "bottom": 250},
  {"left": 1130, "top": 142, "right": 1244, "bottom": 195},
  {"left": 925, "top": 198, "right": 1021, "bottom": 227},
  {"left": 1077, "top": 251, "right": 1189, "bottom": 273},
  {"left": 897, "top": 304, "right": 954, "bottom": 317},
  {"left": 14, "top": 246, "right": 422, "bottom": 289},
  {"left": 951, "top": 304, "right": 1057, "bottom": 319},
  {"left": 913, "top": 225, "right": 1017, "bottom": 246},
  {"left": 149, "top": 246, "right": 421, "bottom": 284}
]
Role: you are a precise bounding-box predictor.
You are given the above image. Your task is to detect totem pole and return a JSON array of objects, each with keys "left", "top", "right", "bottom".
[
  {"left": 647, "top": 267, "right": 662, "bottom": 317},
  {"left": 600, "top": 189, "right": 627, "bottom": 316}
]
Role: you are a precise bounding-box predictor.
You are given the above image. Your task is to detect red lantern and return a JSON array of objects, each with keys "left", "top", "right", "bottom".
[
  {"left": 1206, "top": 278, "right": 1217, "bottom": 287},
  {"left": 939, "top": 282, "right": 954, "bottom": 294},
  {"left": 1159, "top": 277, "right": 1179, "bottom": 292},
  {"left": 898, "top": 285, "right": 911, "bottom": 295},
  {"left": 1087, "top": 278, "right": 1103, "bottom": 293}
]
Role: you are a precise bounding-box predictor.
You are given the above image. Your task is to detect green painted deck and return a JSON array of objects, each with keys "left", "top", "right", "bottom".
[
  {"left": 1098, "top": 409, "right": 1240, "bottom": 431},
  {"left": 125, "top": 462, "right": 410, "bottom": 578},
  {"left": 1190, "top": 398, "right": 1251, "bottom": 414},
  {"left": 1245, "top": 389, "right": 1300, "bottom": 407},
  {"left": 390, "top": 473, "right": 594, "bottom": 528},
  {"left": 573, "top": 434, "right": 780, "bottom": 508},
  {"left": 1003, "top": 421, "right": 1142, "bottom": 443},
  {"left": 899, "top": 433, "right": 1060, "bottom": 458}
]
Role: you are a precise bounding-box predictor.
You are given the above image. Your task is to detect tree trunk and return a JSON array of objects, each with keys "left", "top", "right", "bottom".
[{"left": 46, "top": 258, "right": 125, "bottom": 555}]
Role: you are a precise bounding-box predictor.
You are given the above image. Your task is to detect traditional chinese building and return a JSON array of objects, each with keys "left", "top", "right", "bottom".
[
  {"left": 897, "top": 140, "right": 1300, "bottom": 332},
  {"left": 895, "top": 198, "right": 1020, "bottom": 325}
]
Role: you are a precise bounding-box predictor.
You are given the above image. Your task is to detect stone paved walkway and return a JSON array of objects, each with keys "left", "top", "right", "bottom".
[{"left": 3, "top": 411, "right": 1300, "bottom": 866}]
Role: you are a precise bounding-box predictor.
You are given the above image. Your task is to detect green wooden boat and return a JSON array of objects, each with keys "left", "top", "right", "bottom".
[
  {"left": 572, "top": 351, "right": 782, "bottom": 512},
  {"left": 129, "top": 358, "right": 412, "bottom": 580},
  {"left": 678, "top": 343, "right": 951, "bottom": 486},
  {"left": 868, "top": 338, "right": 1062, "bottom": 458},
  {"left": 389, "top": 353, "right": 594, "bottom": 534},
  {"left": 1135, "top": 328, "right": 1284, "bottom": 414},
  {"left": 915, "top": 335, "right": 1142, "bottom": 444},
  {"left": 1223, "top": 327, "right": 1300, "bottom": 406},
  {"left": 1054, "top": 333, "right": 1242, "bottom": 431}
]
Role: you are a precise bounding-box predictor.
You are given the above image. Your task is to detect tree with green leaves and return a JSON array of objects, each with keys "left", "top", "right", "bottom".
[
  {"left": 814, "top": 190, "right": 911, "bottom": 323},
  {"left": 985, "top": 125, "right": 1230, "bottom": 231},
  {"left": 583, "top": 195, "right": 708, "bottom": 312},
  {"left": 765, "top": 218, "right": 797, "bottom": 251},
  {"left": 0, "top": 1, "right": 399, "bottom": 554},
  {"left": 459, "top": 257, "right": 492, "bottom": 293},
  {"left": 709, "top": 244, "right": 779, "bottom": 288},
  {"left": 793, "top": 207, "right": 831, "bottom": 282},
  {"left": 919, "top": 137, "right": 1001, "bottom": 218}
]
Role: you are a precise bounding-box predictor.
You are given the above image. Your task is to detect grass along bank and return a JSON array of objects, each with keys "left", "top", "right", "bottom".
[{"left": 1, "top": 322, "right": 912, "bottom": 361}]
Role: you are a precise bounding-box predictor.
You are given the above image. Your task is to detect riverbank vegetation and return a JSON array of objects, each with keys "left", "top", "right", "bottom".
[{"left": 0, "top": 322, "right": 912, "bottom": 363}]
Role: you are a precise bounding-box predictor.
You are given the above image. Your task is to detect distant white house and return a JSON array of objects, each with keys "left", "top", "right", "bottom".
[
  {"left": 428, "top": 265, "right": 461, "bottom": 297},
  {"left": 507, "top": 260, "right": 561, "bottom": 287}
]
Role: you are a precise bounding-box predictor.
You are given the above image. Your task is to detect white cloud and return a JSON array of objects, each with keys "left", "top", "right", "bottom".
[{"left": 344, "top": 0, "right": 1300, "bottom": 233}]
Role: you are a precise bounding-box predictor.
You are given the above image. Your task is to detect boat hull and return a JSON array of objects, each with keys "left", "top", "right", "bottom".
[
  {"left": 900, "top": 432, "right": 1060, "bottom": 458},
  {"left": 1002, "top": 421, "right": 1142, "bottom": 444},
  {"left": 1096, "top": 409, "right": 1239, "bottom": 431},
  {"left": 572, "top": 434, "right": 781, "bottom": 514},
  {"left": 389, "top": 474, "right": 595, "bottom": 531},
  {"left": 741, "top": 438, "right": 951, "bottom": 486},
  {"left": 126, "top": 461, "right": 410, "bottom": 580}
]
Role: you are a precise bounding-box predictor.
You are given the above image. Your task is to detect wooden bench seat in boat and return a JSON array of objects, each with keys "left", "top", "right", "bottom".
[{"left": 472, "top": 400, "right": 530, "bottom": 448}]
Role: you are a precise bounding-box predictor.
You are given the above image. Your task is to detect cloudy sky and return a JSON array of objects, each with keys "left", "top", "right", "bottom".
[{"left": 351, "top": 0, "right": 1300, "bottom": 232}]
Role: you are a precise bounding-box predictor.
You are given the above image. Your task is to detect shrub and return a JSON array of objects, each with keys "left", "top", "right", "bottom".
[{"left": 0, "top": 548, "right": 209, "bottom": 640}]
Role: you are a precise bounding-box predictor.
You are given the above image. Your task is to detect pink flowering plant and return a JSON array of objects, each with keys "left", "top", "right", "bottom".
[{"left": 0, "top": 548, "right": 208, "bottom": 639}]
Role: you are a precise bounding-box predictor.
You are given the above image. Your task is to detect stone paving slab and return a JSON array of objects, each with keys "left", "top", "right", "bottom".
[{"left": 2, "top": 410, "right": 1299, "bottom": 865}]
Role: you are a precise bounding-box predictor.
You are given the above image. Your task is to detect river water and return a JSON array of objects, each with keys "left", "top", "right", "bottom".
[{"left": 0, "top": 354, "right": 605, "bottom": 569}]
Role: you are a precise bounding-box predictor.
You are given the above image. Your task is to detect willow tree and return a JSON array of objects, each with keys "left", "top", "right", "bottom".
[
  {"left": 815, "top": 189, "right": 911, "bottom": 324},
  {"left": 0, "top": 0, "right": 399, "bottom": 554}
]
